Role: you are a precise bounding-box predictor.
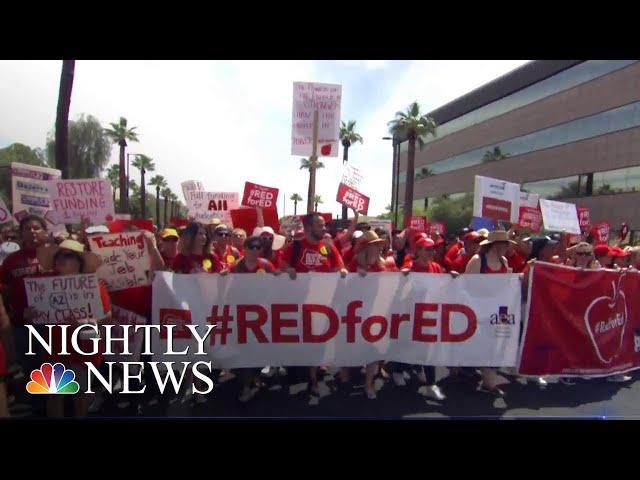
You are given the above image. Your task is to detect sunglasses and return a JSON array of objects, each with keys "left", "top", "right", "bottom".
[
  {"left": 216, "top": 232, "right": 230, "bottom": 237},
  {"left": 247, "top": 244, "right": 262, "bottom": 250},
  {"left": 233, "top": 234, "right": 245, "bottom": 238}
]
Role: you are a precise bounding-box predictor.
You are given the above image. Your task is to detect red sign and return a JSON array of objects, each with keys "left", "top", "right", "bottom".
[
  {"left": 481, "top": 197, "right": 512, "bottom": 222},
  {"left": 230, "top": 207, "right": 280, "bottom": 235},
  {"left": 242, "top": 182, "right": 279, "bottom": 208},
  {"left": 591, "top": 221, "right": 611, "bottom": 244},
  {"left": 577, "top": 207, "right": 591, "bottom": 231},
  {"left": 106, "top": 219, "right": 154, "bottom": 233},
  {"left": 336, "top": 183, "right": 369, "bottom": 215},
  {"left": 517, "top": 206, "right": 542, "bottom": 232},
  {"left": 169, "top": 217, "right": 189, "bottom": 228},
  {"left": 519, "top": 263, "right": 640, "bottom": 377},
  {"left": 427, "top": 221, "right": 446, "bottom": 237},
  {"left": 407, "top": 216, "right": 427, "bottom": 232}
]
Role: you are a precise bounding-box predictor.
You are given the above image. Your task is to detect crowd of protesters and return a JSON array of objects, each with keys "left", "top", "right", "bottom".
[{"left": 1, "top": 209, "right": 640, "bottom": 418}]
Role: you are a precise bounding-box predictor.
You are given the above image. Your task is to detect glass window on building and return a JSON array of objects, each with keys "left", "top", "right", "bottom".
[
  {"left": 593, "top": 165, "right": 640, "bottom": 195},
  {"left": 523, "top": 175, "right": 589, "bottom": 199}
]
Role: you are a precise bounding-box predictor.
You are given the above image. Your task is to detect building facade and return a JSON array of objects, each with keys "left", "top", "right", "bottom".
[{"left": 393, "top": 60, "right": 640, "bottom": 236}]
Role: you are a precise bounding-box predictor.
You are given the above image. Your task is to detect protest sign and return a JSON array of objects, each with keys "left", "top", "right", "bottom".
[
  {"left": 185, "top": 191, "right": 239, "bottom": 225},
  {"left": 106, "top": 219, "right": 154, "bottom": 233},
  {"left": 336, "top": 183, "right": 369, "bottom": 215},
  {"left": 48, "top": 178, "right": 115, "bottom": 224},
  {"left": 427, "top": 221, "right": 446, "bottom": 237},
  {"left": 88, "top": 232, "right": 152, "bottom": 292},
  {"left": 577, "top": 206, "right": 591, "bottom": 231},
  {"left": 519, "top": 191, "right": 539, "bottom": 209},
  {"left": 519, "top": 263, "right": 640, "bottom": 377},
  {"left": 242, "top": 182, "right": 279, "bottom": 208},
  {"left": 103, "top": 305, "right": 147, "bottom": 363},
  {"left": 473, "top": 175, "right": 520, "bottom": 223},
  {"left": 368, "top": 219, "right": 393, "bottom": 233},
  {"left": 591, "top": 221, "right": 611, "bottom": 244},
  {"left": 170, "top": 217, "right": 188, "bottom": 228},
  {"left": 341, "top": 164, "right": 363, "bottom": 191},
  {"left": 291, "top": 82, "right": 342, "bottom": 157},
  {"left": 518, "top": 206, "right": 543, "bottom": 232},
  {"left": 230, "top": 207, "right": 280, "bottom": 235},
  {"left": 0, "top": 197, "right": 13, "bottom": 224},
  {"left": 11, "top": 162, "right": 61, "bottom": 224},
  {"left": 152, "top": 271, "right": 522, "bottom": 368},
  {"left": 407, "top": 216, "right": 427, "bottom": 232},
  {"left": 539, "top": 199, "right": 581, "bottom": 234},
  {"left": 24, "top": 274, "right": 105, "bottom": 324}
]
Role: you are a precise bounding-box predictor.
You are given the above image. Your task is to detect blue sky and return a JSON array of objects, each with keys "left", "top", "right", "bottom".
[{"left": 0, "top": 60, "right": 529, "bottom": 216}]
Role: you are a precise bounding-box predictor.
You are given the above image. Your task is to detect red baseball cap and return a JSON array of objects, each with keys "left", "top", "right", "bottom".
[
  {"left": 609, "top": 246, "right": 630, "bottom": 258},
  {"left": 415, "top": 237, "right": 436, "bottom": 249},
  {"left": 593, "top": 244, "right": 611, "bottom": 257},
  {"left": 464, "top": 231, "right": 482, "bottom": 242}
]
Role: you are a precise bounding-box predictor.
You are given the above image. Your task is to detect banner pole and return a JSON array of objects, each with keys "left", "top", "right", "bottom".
[{"left": 307, "top": 110, "right": 319, "bottom": 214}]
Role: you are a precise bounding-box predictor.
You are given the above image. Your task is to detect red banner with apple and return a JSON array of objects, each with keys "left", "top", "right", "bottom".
[
  {"left": 517, "top": 206, "right": 542, "bottom": 232},
  {"left": 336, "top": 183, "right": 370, "bottom": 215},
  {"left": 241, "top": 182, "right": 279, "bottom": 208},
  {"left": 519, "top": 262, "right": 640, "bottom": 377}
]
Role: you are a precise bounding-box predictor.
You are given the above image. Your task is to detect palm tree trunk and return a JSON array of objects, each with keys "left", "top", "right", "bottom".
[
  {"left": 155, "top": 186, "right": 161, "bottom": 227},
  {"left": 307, "top": 162, "right": 316, "bottom": 214},
  {"left": 112, "top": 188, "right": 116, "bottom": 204},
  {"left": 163, "top": 195, "right": 168, "bottom": 227},
  {"left": 118, "top": 144, "right": 126, "bottom": 213},
  {"left": 403, "top": 136, "right": 416, "bottom": 228},
  {"left": 341, "top": 144, "right": 349, "bottom": 220},
  {"left": 140, "top": 168, "right": 146, "bottom": 219},
  {"left": 54, "top": 60, "right": 75, "bottom": 179},
  {"left": 294, "top": 200, "right": 297, "bottom": 216}
]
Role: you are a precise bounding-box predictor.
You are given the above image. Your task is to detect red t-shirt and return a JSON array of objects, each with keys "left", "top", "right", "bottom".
[
  {"left": 231, "top": 257, "right": 275, "bottom": 274},
  {"left": 444, "top": 242, "right": 462, "bottom": 270},
  {"left": 507, "top": 250, "right": 527, "bottom": 274},
  {"left": 341, "top": 246, "right": 356, "bottom": 267},
  {"left": 449, "top": 253, "right": 471, "bottom": 273},
  {"left": 401, "top": 253, "right": 446, "bottom": 272},
  {"left": 281, "top": 238, "right": 345, "bottom": 273},
  {"left": 409, "top": 260, "right": 445, "bottom": 273},
  {"left": 0, "top": 247, "right": 48, "bottom": 325},
  {"left": 171, "top": 253, "right": 223, "bottom": 274},
  {"left": 212, "top": 244, "right": 241, "bottom": 269}
]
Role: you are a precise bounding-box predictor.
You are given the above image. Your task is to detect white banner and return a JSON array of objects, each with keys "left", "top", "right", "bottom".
[
  {"left": 151, "top": 272, "right": 521, "bottom": 368},
  {"left": 473, "top": 175, "right": 520, "bottom": 223},
  {"left": 104, "top": 306, "right": 147, "bottom": 363},
  {"left": 88, "top": 232, "right": 152, "bottom": 291},
  {"left": 519, "top": 191, "right": 539, "bottom": 209},
  {"left": 539, "top": 199, "right": 580, "bottom": 234},
  {"left": 185, "top": 191, "right": 239, "bottom": 226},
  {"left": 291, "top": 82, "right": 342, "bottom": 157}
]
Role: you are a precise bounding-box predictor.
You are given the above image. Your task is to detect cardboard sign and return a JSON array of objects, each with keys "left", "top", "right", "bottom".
[
  {"left": 185, "top": 191, "right": 239, "bottom": 226},
  {"left": 24, "top": 274, "right": 105, "bottom": 324},
  {"left": 591, "top": 221, "right": 611, "bottom": 244},
  {"left": 407, "top": 216, "right": 427, "bottom": 232},
  {"left": 577, "top": 207, "right": 591, "bottom": 231},
  {"left": 242, "top": 182, "right": 279, "bottom": 209},
  {"left": 106, "top": 219, "right": 154, "bottom": 233},
  {"left": 48, "top": 178, "right": 115, "bottom": 225},
  {"left": 0, "top": 197, "right": 13, "bottom": 224},
  {"left": 427, "top": 221, "right": 446, "bottom": 237},
  {"left": 291, "top": 81, "right": 342, "bottom": 157},
  {"left": 88, "top": 232, "right": 152, "bottom": 292},
  {"left": 104, "top": 305, "right": 147, "bottom": 363},
  {"left": 11, "top": 162, "right": 62, "bottom": 226},
  {"left": 518, "top": 206, "right": 543, "bottom": 232},
  {"left": 336, "top": 183, "right": 369, "bottom": 215},
  {"left": 473, "top": 175, "right": 520, "bottom": 223},
  {"left": 230, "top": 207, "right": 280, "bottom": 236},
  {"left": 368, "top": 219, "right": 393, "bottom": 233},
  {"left": 341, "top": 164, "right": 364, "bottom": 191},
  {"left": 539, "top": 199, "right": 581, "bottom": 234},
  {"left": 519, "top": 191, "right": 539, "bottom": 209}
]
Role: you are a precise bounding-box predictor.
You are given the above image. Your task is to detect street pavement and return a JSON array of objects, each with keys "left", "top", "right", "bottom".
[{"left": 8, "top": 366, "right": 640, "bottom": 419}]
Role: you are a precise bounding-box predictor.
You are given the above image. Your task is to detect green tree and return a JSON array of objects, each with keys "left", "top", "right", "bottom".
[
  {"left": 415, "top": 167, "right": 434, "bottom": 181},
  {"left": 300, "top": 157, "right": 325, "bottom": 213},
  {"left": 148, "top": 175, "right": 166, "bottom": 226},
  {"left": 161, "top": 187, "right": 172, "bottom": 227},
  {"left": 482, "top": 146, "right": 509, "bottom": 164},
  {"left": 290, "top": 193, "right": 302, "bottom": 216},
  {"left": 314, "top": 195, "right": 323, "bottom": 212},
  {"left": 46, "top": 114, "right": 112, "bottom": 179},
  {"left": 339, "top": 120, "right": 363, "bottom": 220},
  {"left": 426, "top": 193, "right": 473, "bottom": 235},
  {"left": 388, "top": 101, "right": 437, "bottom": 226},
  {"left": 0, "top": 143, "right": 47, "bottom": 209},
  {"left": 104, "top": 117, "right": 139, "bottom": 213},
  {"left": 131, "top": 154, "right": 155, "bottom": 219},
  {"left": 106, "top": 164, "right": 120, "bottom": 204},
  {"left": 54, "top": 60, "right": 75, "bottom": 179}
]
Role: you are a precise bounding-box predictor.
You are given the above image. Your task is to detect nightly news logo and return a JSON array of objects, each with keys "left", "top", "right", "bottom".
[{"left": 26, "top": 363, "right": 80, "bottom": 394}]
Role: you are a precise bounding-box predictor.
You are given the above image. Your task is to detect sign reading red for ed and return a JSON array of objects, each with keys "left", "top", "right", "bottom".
[
  {"left": 336, "top": 183, "right": 369, "bottom": 215},
  {"left": 242, "top": 182, "right": 279, "bottom": 208}
]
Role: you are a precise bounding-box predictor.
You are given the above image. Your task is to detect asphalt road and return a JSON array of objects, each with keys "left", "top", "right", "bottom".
[{"left": 7, "top": 366, "right": 640, "bottom": 419}]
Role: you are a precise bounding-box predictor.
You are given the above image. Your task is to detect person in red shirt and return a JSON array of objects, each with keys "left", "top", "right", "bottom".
[
  {"left": 231, "top": 228, "right": 247, "bottom": 254},
  {"left": 253, "top": 226, "right": 286, "bottom": 269},
  {"left": 280, "top": 213, "right": 347, "bottom": 405},
  {"left": 210, "top": 225, "right": 241, "bottom": 269},
  {"left": 172, "top": 223, "right": 225, "bottom": 274},
  {"left": 448, "top": 231, "right": 483, "bottom": 273},
  {"left": 158, "top": 228, "right": 180, "bottom": 267},
  {"left": 432, "top": 234, "right": 447, "bottom": 267}
]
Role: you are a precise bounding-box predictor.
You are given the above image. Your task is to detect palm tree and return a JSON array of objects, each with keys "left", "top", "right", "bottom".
[
  {"left": 339, "top": 120, "right": 363, "bottom": 220},
  {"left": 415, "top": 167, "right": 434, "bottom": 181},
  {"left": 314, "top": 195, "right": 323, "bottom": 212},
  {"left": 131, "top": 154, "right": 155, "bottom": 218},
  {"left": 104, "top": 117, "right": 139, "bottom": 213},
  {"left": 161, "top": 187, "right": 172, "bottom": 227},
  {"left": 106, "top": 164, "right": 120, "bottom": 204},
  {"left": 388, "top": 101, "right": 437, "bottom": 226},
  {"left": 54, "top": 60, "right": 75, "bottom": 179},
  {"left": 169, "top": 192, "right": 179, "bottom": 220},
  {"left": 300, "top": 157, "right": 325, "bottom": 214},
  {"left": 149, "top": 175, "right": 166, "bottom": 226},
  {"left": 482, "top": 146, "right": 509, "bottom": 164},
  {"left": 290, "top": 193, "right": 302, "bottom": 216}
]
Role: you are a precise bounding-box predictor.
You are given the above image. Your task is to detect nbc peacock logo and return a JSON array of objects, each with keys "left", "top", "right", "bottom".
[{"left": 26, "top": 362, "right": 80, "bottom": 394}]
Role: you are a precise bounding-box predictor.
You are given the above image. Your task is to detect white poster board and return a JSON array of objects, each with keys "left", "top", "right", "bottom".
[
  {"left": 291, "top": 82, "right": 342, "bottom": 157},
  {"left": 368, "top": 219, "right": 393, "bottom": 233},
  {"left": 185, "top": 191, "right": 239, "bottom": 226},
  {"left": 519, "top": 191, "right": 539, "bottom": 209},
  {"left": 539, "top": 199, "right": 581, "bottom": 234},
  {"left": 341, "top": 164, "right": 363, "bottom": 191},
  {"left": 48, "top": 178, "right": 115, "bottom": 225},
  {"left": 472, "top": 175, "right": 520, "bottom": 223},
  {"left": 10, "top": 162, "right": 62, "bottom": 226}
]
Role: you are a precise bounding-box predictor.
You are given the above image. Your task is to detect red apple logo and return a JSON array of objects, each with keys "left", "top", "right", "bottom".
[
  {"left": 320, "top": 144, "right": 332, "bottom": 156},
  {"left": 584, "top": 275, "right": 628, "bottom": 364}
]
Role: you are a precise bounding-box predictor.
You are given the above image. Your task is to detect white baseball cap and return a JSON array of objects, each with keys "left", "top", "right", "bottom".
[{"left": 252, "top": 226, "right": 286, "bottom": 250}]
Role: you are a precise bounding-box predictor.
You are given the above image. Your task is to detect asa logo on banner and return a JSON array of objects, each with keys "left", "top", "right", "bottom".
[
  {"left": 48, "top": 178, "right": 115, "bottom": 225},
  {"left": 473, "top": 175, "right": 520, "bottom": 223},
  {"left": 242, "top": 182, "right": 279, "bottom": 208},
  {"left": 336, "top": 183, "right": 369, "bottom": 215}
]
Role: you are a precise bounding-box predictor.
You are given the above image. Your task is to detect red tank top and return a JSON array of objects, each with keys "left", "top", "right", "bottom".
[{"left": 479, "top": 253, "right": 508, "bottom": 274}]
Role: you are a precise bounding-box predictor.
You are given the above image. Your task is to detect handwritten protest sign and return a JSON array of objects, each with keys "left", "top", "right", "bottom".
[
  {"left": 519, "top": 191, "right": 539, "bottom": 209},
  {"left": 341, "top": 164, "right": 363, "bottom": 191},
  {"left": 104, "top": 305, "right": 147, "bottom": 362},
  {"left": 518, "top": 206, "right": 543, "bottom": 232},
  {"left": 292, "top": 82, "right": 342, "bottom": 157},
  {"left": 473, "top": 176, "right": 520, "bottom": 223},
  {"left": 48, "top": 178, "right": 115, "bottom": 224},
  {"left": 539, "top": 199, "right": 581, "bottom": 234},
  {"left": 368, "top": 219, "right": 393, "bottom": 233},
  {"left": 185, "top": 191, "right": 239, "bottom": 225},
  {"left": 0, "top": 197, "right": 13, "bottom": 224},
  {"left": 24, "top": 274, "right": 104, "bottom": 324},
  {"left": 242, "top": 182, "right": 279, "bottom": 208},
  {"left": 336, "top": 183, "right": 369, "bottom": 215},
  {"left": 88, "top": 232, "right": 151, "bottom": 292}
]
